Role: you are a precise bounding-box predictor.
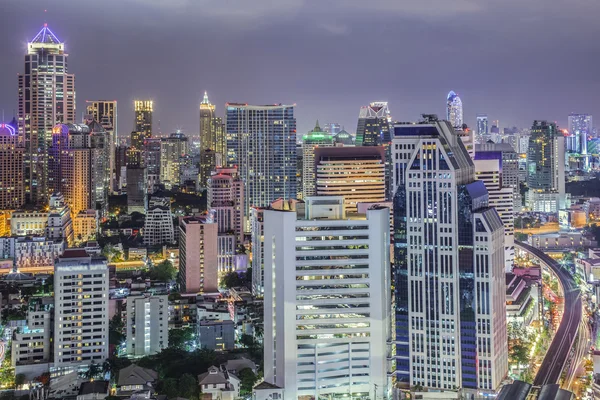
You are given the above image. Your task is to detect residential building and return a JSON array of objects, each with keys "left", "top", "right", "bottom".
[
  {"left": 10, "top": 210, "right": 48, "bottom": 236},
  {"left": 446, "top": 91, "right": 463, "bottom": 130},
  {"left": 86, "top": 101, "right": 118, "bottom": 192},
  {"left": 19, "top": 24, "right": 75, "bottom": 205},
  {"left": 77, "top": 381, "right": 109, "bottom": 400},
  {"left": 0, "top": 122, "right": 25, "bottom": 210},
  {"left": 526, "top": 120, "right": 566, "bottom": 212},
  {"left": 130, "top": 100, "right": 152, "bottom": 166},
  {"left": 301, "top": 121, "right": 333, "bottom": 199},
  {"left": 11, "top": 298, "right": 53, "bottom": 372},
  {"left": 199, "top": 92, "right": 226, "bottom": 187},
  {"left": 198, "top": 365, "right": 240, "bottom": 400},
  {"left": 126, "top": 294, "right": 168, "bottom": 357},
  {"left": 127, "top": 166, "right": 147, "bottom": 214},
  {"left": 144, "top": 137, "right": 161, "bottom": 186},
  {"left": 143, "top": 198, "right": 174, "bottom": 247},
  {"left": 0, "top": 236, "right": 65, "bottom": 271},
  {"left": 198, "top": 320, "right": 235, "bottom": 351},
  {"left": 225, "top": 103, "right": 297, "bottom": 225},
  {"left": 116, "top": 365, "right": 158, "bottom": 397},
  {"left": 159, "top": 132, "right": 188, "bottom": 189},
  {"left": 115, "top": 145, "right": 129, "bottom": 190},
  {"left": 53, "top": 250, "right": 109, "bottom": 369},
  {"left": 315, "top": 146, "right": 386, "bottom": 213},
  {"left": 46, "top": 193, "right": 74, "bottom": 245},
  {"left": 179, "top": 216, "right": 218, "bottom": 293},
  {"left": 73, "top": 210, "right": 97, "bottom": 243},
  {"left": 392, "top": 116, "right": 508, "bottom": 394},
  {"left": 262, "top": 196, "right": 392, "bottom": 399}
]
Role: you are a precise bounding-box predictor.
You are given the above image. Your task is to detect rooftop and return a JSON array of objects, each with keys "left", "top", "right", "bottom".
[{"left": 31, "top": 24, "right": 61, "bottom": 44}]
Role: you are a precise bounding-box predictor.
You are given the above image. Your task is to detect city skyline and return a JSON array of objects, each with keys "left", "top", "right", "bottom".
[{"left": 1, "top": 1, "right": 599, "bottom": 135}]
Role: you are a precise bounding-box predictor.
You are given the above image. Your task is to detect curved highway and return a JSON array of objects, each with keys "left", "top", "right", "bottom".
[{"left": 515, "top": 241, "right": 582, "bottom": 387}]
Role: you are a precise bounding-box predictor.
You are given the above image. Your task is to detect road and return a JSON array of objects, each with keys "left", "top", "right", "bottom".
[{"left": 515, "top": 241, "right": 583, "bottom": 387}]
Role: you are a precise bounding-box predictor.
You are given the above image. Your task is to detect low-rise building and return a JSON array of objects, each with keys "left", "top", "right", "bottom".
[
  {"left": 198, "top": 320, "right": 235, "bottom": 351},
  {"left": 168, "top": 295, "right": 198, "bottom": 329},
  {"left": 10, "top": 210, "right": 48, "bottom": 236},
  {"left": 528, "top": 232, "right": 597, "bottom": 250},
  {"left": 73, "top": 210, "right": 98, "bottom": 243},
  {"left": 197, "top": 365, "right": 240, "bottom": 400},
  {"left": 505, "top": 273, "right": 540, "bottom": 327},
  {"left": 116, "top": 365, "right": 158, "bottom": 397},
  {"left": 46, "top": 193, "right": 74, "bottom": 246},
  {"left": 126, "top": 294, "right": 168, "bottom": 357},
  {"left": 77, "top": 380, "right": 109, "bottom": 400},
  {"left": 252, "top": 381, "right": 284, "bottom": 400},
  {"left": 0, "top": 236, "right": 66, "bottom": 271}
]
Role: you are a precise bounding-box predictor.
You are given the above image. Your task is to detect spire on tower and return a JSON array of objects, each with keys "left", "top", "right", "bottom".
[
  {"left": 31, "top": 23, "right": 61, "bottom": 44},
  {"left": 202, "top": 91, "right": 210, "bottom": 105}
]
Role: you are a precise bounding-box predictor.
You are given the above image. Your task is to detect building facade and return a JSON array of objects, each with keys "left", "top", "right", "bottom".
[
  {"left": 126, "top": 294, "right": 168, "bottom": 357},
  {"left": 476, "top": 113, "right": 489, "bottom": 144},
  {"left": 225, "top": 104, "right": 297, "bottom": 225},
  {"left": 160, "top": 132, "right": 188, "bottom": 189},
  {"left": 179, "top": 216, "right": 218, "bottom": 293},
  {"left": 446, "top": 91, "right": 463, "bottom": 130},
  {"left": 18, "top": 24, "right": 75, "bottom": 205},
  {"left": 199, "top": 92, "right": 226, "bottom": 188},
  {"left": 392, "top": 117, "right": 508, "bottom": 394},
  {"left": 0, "top": 123, "right": 25, "bottom": 210},
  {"left": 130, "top": 100, "right": 153, "bottom": 166},
  {"left": 53, "top": 251, "right": 109, "bottom": 369},
  {"left": 262, "top": 196, "right": 392, "bottom": 399},
  {"left": 144, "top": 199, "right": 174, "bottom": 246},
  {"left": 301, "top": 121, "right": 333, "bottom": 199},
  {"left": 86, "top": 101, "right": 117, "bottom": 191}
]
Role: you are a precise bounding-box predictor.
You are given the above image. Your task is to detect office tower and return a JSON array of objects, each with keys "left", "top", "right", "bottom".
[
  {"left": 88, "top": 121, "right": 111, "bottom": 215},
  {"left": 356, "top": 102, "right": 393, "bottom": 199},
  {"left": 199, "top": 92, "right": 225, "bottom": 187},
  {"left": 19, "top": 24, "right": 76, "bottom": 205},
  {"left": 46, "top": 193, "right": 74, "bottom": 246},
  {"left": 323, "top": 122, "right": 341, "bottom": 134},
  {"left": 446, "top": 91, "right": 463, "bottom": 130},
  {"left": 86, "top": 100, "right": 117, "bottom": 190},
  {"left": 48, "top": 124, "right": 92, "bottom": 216},
  {"left": 476, "top": 113, "right": 488, "bottom": 144},
  {"left": 199, "top": 149, "right": 217, "bottom": 189},
  {"left": 179, "top": 216, "right": 218, "bottom": 293},
  {"left": 130, "top": 100, "right": 153, "bottom": 166},
  {"left": 144, "top": 197, "right": 174, "bottom": 246},
  {"left": 301, "top": 121, "right": 333, "bottom": 199},
  {"left": 333, "top": 129, "right": 355, "bottom": 146},
  {"left": 54, "top": 250, "right": 109, "bottom": 369},
  {"left": 250, "top": 198, "right": 303, "bottom": 297},
  {"left": 474, "top": 153, "right": 515, "bottom": 271},
  {"left": 568, "top": 113, "right": 592, "bottom": 169},
  {"left": 208, "top": 167, "right": 244, "bottom": 276},
  {"left": 115, "top": 145, "right": 129, "bottom": 190},
  {"left": 526, "top": 120, "right": 566, "bottom": 212},
  {"left": 127, "top": 166, "right": 147, "bottom": 214},
  {"left": 315, "top": 146, "right": 386, "bottom": 213},
  {"left": 296, "top": 143, "right": 303, "bottom": 199},
  {"left": 477, "top": 142, "right": 521, "bottom": 212},
  {"left": 392, "top": 116, "right": 508, "bottom": 393},
  {"left": 126, "top": 294, "right": 168, "bottom": 357},
  {"left": 144, "top": 138, "right": 162, "bottom": 186},
  {"left": 160, "top": 132, "right": 188, "bottom": 189},
  {"left": 0, "top": 123, "right": 25, "bottom": 210},
  {"left": 225, "top": 103, "right": 297, "bottom": 224},
  {"left": 262, "top": 196, "right": 392, "bottom": 399}
]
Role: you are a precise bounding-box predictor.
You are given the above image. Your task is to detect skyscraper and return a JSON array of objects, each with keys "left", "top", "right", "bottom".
[
  {"left": 179, "top": 216, "right": 218, "bottom": 294},
  {"left": 86, "top": 100, "right": 118, "bottom": 191},
  {"left": 199, "top": 92, "right": 225, "bottom": 187},
  {"left": 301, "top": 121, "right": 333, "bottom": 199},
  {"left": 568, "top": 113, "right": 592, "bottom": 169},
  {"left": 446, "top": 91, "right": 463, "bottom": 130},
  {"left": 0, "top": 123, "right": 25, "bottom": 210},
  {"left": 526, "top": 120, "right": 566, "bottom": 212},
  {"left": 476, "top": 113, "right": 488, "bottom": 143},
  {"left": 315, "top": 146, "right": 386, "bottom": 213},
  {"left": 19, "top": 24, "right": 75, "bottom": 205},
  {"left": 225, "top": 103, "right": 297, "bottom": 226},
  {"left": 392, "top": 116, "right": 508, "bottom": 394},
  {"left": 160, "top": 132, "right": 188, "bottom": 189},
  {"left": 130, "top": 100, "right": 153, "bottom": 166},
  {"left": 262, "top": 196, "right": 392, "bottom": 399}
]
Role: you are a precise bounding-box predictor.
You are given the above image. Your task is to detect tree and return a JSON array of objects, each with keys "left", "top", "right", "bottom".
[
  {"left": 157, "top": 378, "right": 178, "bottom": 399},
  {"left": 168, "top": 327, "right": 194, "bottom": 349},
  {"left": 82, "top": 362, "right": 102, "bottom": 380},
  {"left": 179, "top": 373, "right": 198, "bottom": 398},
  {"left": 238, "top": 368, "right": 257, "bottom": 395},
  {"left": 109, "top": 314, "right": 125, "bottom": 347},
  {"left": 220, "top": 271, "right": 242, "bottom": 288},
  {"left": 149, "top": 259, "right": 177, "bottom": 282},
  {"left": 14, "top": 374, "right": 25, "bottom": 389},
  {"left": 103, "top": 357, "right": 131, "bottom": 376}
]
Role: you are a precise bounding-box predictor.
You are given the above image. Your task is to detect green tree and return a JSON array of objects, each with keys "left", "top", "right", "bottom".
[
  {"left": 149, "top": 260, "right": 177, "bottom": 282},
  {"left": 109, "top": 314, "right": 125, "bottom": 347},
  {"left": 238, "top": 368, "right": 257, "bottom": 395},
  {"left": 82, "top": 362, "right": 102, "bottom": 380},
  {"left": 168, "top": 327, "right": 194, "bottom": 349},
  {"left": 14, "top": 374, "right": 25, "bottom": 389},
  {"left": 158, "top": 378, "right": 178, "bottom": 398},
  {"left": 179, "top": 373, "right": 198, "bottom": 398},
  {"left": 220, "top": 271, "right": 242, "bottom": 288}
]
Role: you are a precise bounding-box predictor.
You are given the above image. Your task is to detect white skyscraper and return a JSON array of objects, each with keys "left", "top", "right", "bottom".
[
  {"left": 54, "top": 250, "right": 109, "bottom": 370},
  {"left": 392, "top": 116, "right": 508, "bottom": 395},
  {"left": 126, "top": 294, "right": 168, "bottom": 357},
  {"left": 262, "top": 196, "right": 392, "bottom": 399},
  {"left": 446, "top": 91, "right": 463, "bottom": 130}
]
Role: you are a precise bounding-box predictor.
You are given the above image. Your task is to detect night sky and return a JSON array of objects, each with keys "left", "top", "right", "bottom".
[{"left": 1, "top": 0, "right": 600, "bottom": 136}]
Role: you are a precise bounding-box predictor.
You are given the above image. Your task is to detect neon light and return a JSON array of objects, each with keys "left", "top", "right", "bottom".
[{"left": 0, "top": 124, "right": 16, "bottom": 136}]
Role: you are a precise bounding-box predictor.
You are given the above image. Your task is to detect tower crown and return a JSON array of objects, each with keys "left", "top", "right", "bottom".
[{"left": 31, "top": 23, "right": 62, "bottom": 44}]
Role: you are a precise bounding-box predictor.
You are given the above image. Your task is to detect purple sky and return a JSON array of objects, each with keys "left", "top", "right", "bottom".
[{"left": 1, "top": 0, "right": 600, "bottom": 136}]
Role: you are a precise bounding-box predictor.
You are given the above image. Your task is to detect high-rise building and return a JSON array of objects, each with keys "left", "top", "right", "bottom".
[
  {"left": 179, "top": 216, "right": 218, "bottom": 294},
  {"left": 208, "top": 167, "right": 244, "bottom": 277},
  {"left": 160, "top": 132, "right": 188, "bottom": 189},
  {"left": 476, "top": 142, "right": 521, "bottom": 212},
  {"left": 115, "top": 145, "right": 129, "bottom": 190},
  {"left": 144, "top": 197, "right": 174, "bottom": 246},
  {"left": 301, "top": 121, "right": 333, "bottom": 199},
  {"left": 86, "top": 100, "right": 117, "bottom": 190},
  {"left": 0, "top": 122, "right": 25, "bottom": 210},
  {"left": 474, "top": 153, "right": 515, "bottom": 271},
  {"left": 144, "top": 138, "right": 162, "bottom": 186},
  {"left": 526, "top": 120, "right": 566, "bottom": 212},
  {"left": 333, "top": 129, "right": 355, "bottom": 146},
  {"left": 446, "top": 91, "right": 463, "bottom": 130},
  {"left": 127, "top": 166, "right": 147, "bottom": 214},
  {"left": 315, "top": 146, "right": 386, "bottom": 213},
  {"left": 130, "top": 100, "right": 153, "bottom": 166},
  {"left": 262, "top": 196, "right": 392, "bottom": 399},
  {"left": 323, "top": 122, "right": 341, "bottom": 134},
  {"left": 568, "top": 113, "right": 592, "bottom": 169},
  {"left": 19, "top": 24, "right": 76, "bottom": 205},
  {"left": 476, "top": 113, "right": 488, "bottom": 143},
  {"left": 392, "top": 116, "right": 508, "bottom": 394},
  {"left": 225, "top": 104, "right": 297, "bottom": 225},
  {"left": 199, "top": 93, "right": 225, "bottom": 187},
  {"left": 88, "top": 121, "right": 111, "bottom": 215},
  {"left": 54, "top": 250, "right": 109, "bottom": 369},
  {"left": 126, "top": 294, "right": 168, "bottom": 357}
]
